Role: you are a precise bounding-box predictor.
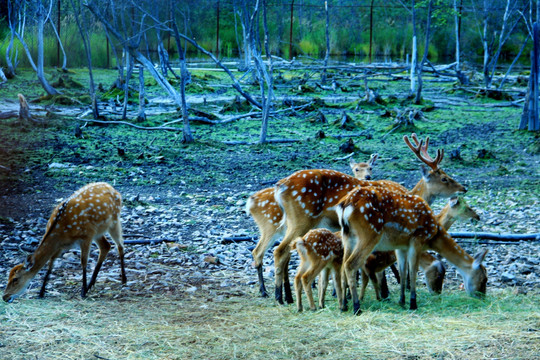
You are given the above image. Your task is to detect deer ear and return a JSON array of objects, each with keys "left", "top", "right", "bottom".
[
  {"left": 449, "top": 197, "right": 459, "bottom": 207},
  {"left": 349, "top": 157, "right": 357, "bottom": 168},
  {"left": 369, "top": 153, "right": 378, "bottom": 166},
  {"left": 24, "top": 255, "right": 34, "bottom": 270},
  {"left": 472, "top": 249, "right": 488, "bottom": 269},
  {"left": 420, "top": 165, "right": 431, "bottom": 181}
]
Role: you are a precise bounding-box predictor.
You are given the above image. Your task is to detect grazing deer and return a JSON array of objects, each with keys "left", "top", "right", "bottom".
[
  {"left": 291, "top": 228, "right": 345, "bottom": 312},
  {"left": 3, "top": 183, "right": 126, "bottom": 302},
  {"left": 272, "top": 133, "right": 466, "bottom": 304},
  {"left": 360, "top": 196, "right": 481, "bottom": 300},
  {"left": 337, "top": 186, "right": 488, "bottom": 315},
  {"left": 246, "top": 154, "right": 378, "bottom": 298}
]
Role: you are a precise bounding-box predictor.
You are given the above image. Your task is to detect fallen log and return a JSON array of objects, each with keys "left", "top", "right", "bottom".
[
  {"left": 221, "top": 236, "right": 257, "bottom": 244},
  {"left": 124, "top": 238, "right": 178, "bottom": 245},
  {"left": 448, "top": 232, "right": 540, "bottom": 241},
  {"left": 221, "top": 232, "right": 540, "bottom": 245}
]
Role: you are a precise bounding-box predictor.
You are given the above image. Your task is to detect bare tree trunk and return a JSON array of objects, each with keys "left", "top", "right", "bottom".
[
  {"left": 0, "top": 68, "right": 7, "bottom": 83},
  {"left": 157, "top": 29, "right": 169, "bottom": 77},
  {"left": 453, "top": 0, "right": 461, "bottom": 72},
  {"left": 215, "top": 0, "right": 220, "bottom": 56},
  {"left": 5, "top": 1, "right": 18, "bottom": 78},
  {"left": 321, "top": 0, "right": 330, "bottom": 84},
  {"left": 289, "top": 0, "right": 295, "bottom": 59},
  {"left": 137, "top": 66, "right": 146, "bottom": 122},
  {"left": 105, "top": 28, "right": 124, "bottom": 88},
  {"left": 410, "top": 0, "right": 417, "bottom": 93},
  {"left": 49, "top": 0, "right": 67, "bottom": 71},
  {"left": 369, "top": 0, "right": 374, "bottom": 63},
  {"left": 31, "top": 1, "right": 61, "bottom": 96},
  {"left": 171, "top": 2, "right": 194, "bottom": 143},
  {"left": 482, "top": 0, "right": 490, "bottom": 88},
  {"left": 415, "top": 0, "right": 432, "bottom": 104},
  {"left": 240, "top": 0, "right": 252, "bottom": 70},
  {"left": 259, "top": 0, "right": 274, "bottom": 143},
  {"left": 70, "top": 0, "right": 99, "bottom": 119},
  {"left": 122, "top": 54, "right": 134, "bottom": 120}
]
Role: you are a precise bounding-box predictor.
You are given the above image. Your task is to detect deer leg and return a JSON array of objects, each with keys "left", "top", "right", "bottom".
[
  {"left": 256, "top": 264, "right": 268, "bottom": 298},
  {"left": 408, "top": 245, "right": 421, "bottom": 310},
  {"left": 87, "top": 236, "right": 111, "bottom": 294},
  {"left": 395, "top": 250, "right": 408, "bottom": 307},
  {"left": 80, "top": 240, "right": 92, "bottom": 298},
  {"left": 378, "top": 270, "right": 390, "bottom": 300},
  {"left": 39, "top": 250, "right": 61, "bottom": 298},
  {"left": 284, "top": 255, "right": 294, "bottom": 304},
  {"left": 332, "top": 263, "right": 345, "bottom": 311},
  {"left": 252, "top": 232, "right": 277, "bottom": 298},
  {"left": 368, "top": 270, "right": 382, "bottom": 301},
  {"left": 359, "top": 269, "right": 369, "bottom": 301},
  {"left": 390, "top": 263, "right": 401, "bottom": 284},
  {"left": 274, "top": 222, "right": 311, "bottom": 304},
  {"left": 294, "top": 260, "right": 309, "bottom": 312},
  {"left": 301, "top": 262, "right": 326, "bottom": 311},
  {"left": 108, "top": 215, "right": 126, "bottom": 284},
  {"left": 318, "top": 268, "right": 330, "bottom": 309}
]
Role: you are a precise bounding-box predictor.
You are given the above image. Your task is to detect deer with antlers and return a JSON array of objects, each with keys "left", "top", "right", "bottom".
[
  {"left": 290, "top": 195, "right": 480, "bottom": 311},
  {"left": 271, "top": 134, "right": 466, "bottom": 304},
  {"left": 246, "top": 154, "right": 378, "bottom": 298},
  {"left": 3, "top": 183, "right": 126, "bottom": 302},
  {"left": 337, "top": 186, "right": 488, "bottom": 314}
]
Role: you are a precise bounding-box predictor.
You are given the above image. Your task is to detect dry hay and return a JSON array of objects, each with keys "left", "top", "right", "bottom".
[{"left": 0, "top": 287, "right": 539, "bottom": 360}]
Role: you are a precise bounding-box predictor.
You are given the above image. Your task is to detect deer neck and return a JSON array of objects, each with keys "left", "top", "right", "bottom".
[
  {"left": 27, "top": 240, "right": 57, "bottom": 276},
  {"left": 410, "top": 179, "right": 436, "bottom": 205},
  {"left": 435, "top": 205, "right": 456, "bottom": 230},
  {"left": 429, "top": 230, "right": 474, "bottom": 277}
]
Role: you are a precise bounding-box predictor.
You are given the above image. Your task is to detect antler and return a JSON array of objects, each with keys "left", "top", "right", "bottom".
[{"left": 403, "top": 133, "right": 444, "bottom": 170}]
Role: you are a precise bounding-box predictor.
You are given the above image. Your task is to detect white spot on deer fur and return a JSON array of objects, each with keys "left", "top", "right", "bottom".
[
  {"left": 292, "top": 190, "right": 298, "bottom": 196},
  {"left": 301, "top": 187, "right": 306, "bottom": 193}
]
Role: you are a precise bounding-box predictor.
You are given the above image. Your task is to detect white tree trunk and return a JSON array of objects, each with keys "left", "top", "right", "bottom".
[{"left": 410, "top": 35, "right": 417, "bottom": 92}]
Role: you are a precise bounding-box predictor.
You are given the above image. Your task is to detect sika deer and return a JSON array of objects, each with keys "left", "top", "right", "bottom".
[
  {"left": 291, "top": 228, "right": 345, "bottom": 312},
  {"left": 360, "top": 196, "right": 481, "bottom": 300},
  {"left": 3, "top": 183, "right": 126, "bottom": 302},
  {"left": 337, "top": 186, "right": 488, "bottom": 315},
  {"left": 246, "top": 154, "right": 378, "bottom": 298},
  {"left": 272, "top": 133, "right": 466, "bottom": 304}
]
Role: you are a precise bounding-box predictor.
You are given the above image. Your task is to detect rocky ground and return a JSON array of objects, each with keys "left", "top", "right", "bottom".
[{"left": 0, "top": 181, "right": 538, "bottom": 304}]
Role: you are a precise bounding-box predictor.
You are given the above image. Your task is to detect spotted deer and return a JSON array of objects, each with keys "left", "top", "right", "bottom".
[
  {"left": 3, "top": 183, "right": 126, "bottom": 302},
  {"left": 246, "top": 154, "right": 378, "bottom": 298},
  {"left": 337, "top": 186, "right": 488, "bottom": 315},
  {"left": 360, "top": 196, "right": 481, "bottom": 301},
  {"left": 291, "top": 228, "right": 345, "bottom": 312},
  {"left": 272, "top": 134, "right": 466, "bottom": 304}
]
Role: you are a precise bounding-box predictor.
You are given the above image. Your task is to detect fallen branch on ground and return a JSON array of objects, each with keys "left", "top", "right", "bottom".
[{"left": 448, "top": 232, "right": 540, "bottom": 241}]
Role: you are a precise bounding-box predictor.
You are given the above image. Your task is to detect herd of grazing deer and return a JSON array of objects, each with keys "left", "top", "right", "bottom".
[
  {"left": 247, "top": 133, "right": 487, "bottom": 315},
  {"left": 2, "top": 133, "right": 488, "bottom": 316}
]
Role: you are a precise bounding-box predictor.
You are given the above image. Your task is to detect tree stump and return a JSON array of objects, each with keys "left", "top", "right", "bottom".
[{"left": 18, "top": 94, "right": 33, "bottom": 122}]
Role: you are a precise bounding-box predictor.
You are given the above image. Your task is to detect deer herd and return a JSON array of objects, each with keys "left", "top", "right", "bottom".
[{"left": 2, "top": 133, "right": 489, "bottom": 316}]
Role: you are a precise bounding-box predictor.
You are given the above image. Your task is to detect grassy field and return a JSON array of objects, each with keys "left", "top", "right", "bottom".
[{"left": 1, "top": 288, "right": 539, "bottom": 360}]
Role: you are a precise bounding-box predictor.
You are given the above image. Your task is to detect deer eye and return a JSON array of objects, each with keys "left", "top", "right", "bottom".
[
  {"left": 442, "top": 177, "right": 448, "bottom": 183},
  {"left": 12, "top": 278, "right": 18, "bottom": 284},
  {"left": 369, "top": 167, "right": 372, "bottom": 171}
]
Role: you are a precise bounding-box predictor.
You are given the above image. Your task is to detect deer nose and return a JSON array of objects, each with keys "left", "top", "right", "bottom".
[
  {"left": 3, "top": 294, "right": 13, "bottom": 303},
  {"left": 461, "top": 186, "right": 468, "bottom": 193},
  {"left": 365, "top": 175, "right": 371, "bottom": 180}
]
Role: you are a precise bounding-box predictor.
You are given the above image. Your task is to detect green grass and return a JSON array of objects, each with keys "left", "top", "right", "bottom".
[{"left": 0, "top": 289, "right": 538, "bottom": 359}]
